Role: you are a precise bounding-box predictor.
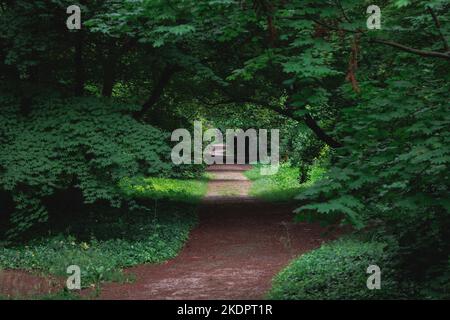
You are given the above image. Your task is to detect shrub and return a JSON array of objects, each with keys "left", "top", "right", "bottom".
[
  {"left": 0, "top": 94, "right": 175, "bottom": 238},
  {"left": 245, "top": 162, "right": 326, "bottom": 202},
  {"left": 294, "top": 69, "right": 450, "bottom": 288},
  {"left": 268, "top": 238, "right": 404, "bottom": 300},
  {"left": 120, "top": 176, "right": 209, "bottom": 203},
  {"left": 0, "top": 202, "right": 197, "bottom": 287}
]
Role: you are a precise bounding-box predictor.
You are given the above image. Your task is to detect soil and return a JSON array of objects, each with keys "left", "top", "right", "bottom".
[
  {"left": 0, "top": 270, "right": 63, "bottom": 298},
  {"left": 97, "top": 164, "right": 340, "bottom": 299},
  {"left": 0, "top": 164, "right": 341, "bottom": 299}
]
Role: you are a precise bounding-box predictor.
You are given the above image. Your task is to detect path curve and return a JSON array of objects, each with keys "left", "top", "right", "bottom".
[{"left": 98, "top": 164, "right": 339, "bottom": 300}]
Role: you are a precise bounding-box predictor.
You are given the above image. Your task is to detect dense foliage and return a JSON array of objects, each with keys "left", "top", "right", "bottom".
[
  {"left": 0, "top": 202, "right": 198, "bottom": 287},
  {"left": 0, "top": 94, "right": 176, "bottom": 238},
  {"left": 268, "top": 239, "right": 404, "bottom": 300},
  {"left": 244, "top": 162, "right": 326, "bottom": 202},
  {"left": 0, "top": 0, "right": 449, "bottom": 298},
  {"left": 120, "top": 176, "right": 210, "bottom": 203}
]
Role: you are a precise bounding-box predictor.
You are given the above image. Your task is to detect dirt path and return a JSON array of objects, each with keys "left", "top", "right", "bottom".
[
  {"left": 98, "top": 164, "right": 338, "bottom": 300},
  {"left": 0, "top": 270, "right": 63, "bottom": 298}
]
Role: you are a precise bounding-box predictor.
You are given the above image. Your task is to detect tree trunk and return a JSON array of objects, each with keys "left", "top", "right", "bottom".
[
  {"left": 303, "top": 113, "right": 342, "bottom": 148},
  {"left": 269, "top": 104, "right": 342, "bottom": 148},
  {"left": 101, "top": 53, "right": 117, "bottom": 97},
  {"left": 133, "top": 64, "right": 179, "bottom": 119},
  {"left": 74, "top": 31, "right": 85, "bottom": 96},
  {"left": 101, "top": 40, "right": 136, "bottom": 97}
]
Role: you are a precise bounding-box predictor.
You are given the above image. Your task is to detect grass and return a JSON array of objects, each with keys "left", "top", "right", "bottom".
[
  {"left": 0, "top": 202, "right": 198, "bottom": 289},
  {"left": 0, "top": 175, "right": 209, "bottom": 293},
  {"left": 0, "top": 289, "right": 82, "bottom": 300},
  {"left": 120, "top": 174, "right": 210, "bottom": 203},
  {"left": 244, "top": 162, "right": 325, "bottom": 202}
]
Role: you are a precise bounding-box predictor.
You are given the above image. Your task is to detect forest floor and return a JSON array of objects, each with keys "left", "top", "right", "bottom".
[
  {"left": 96, "top": 164, "right": 339, "bottom": 299},
  {"left": 0, "top": 164, "right": 341, "bottom": 299}
]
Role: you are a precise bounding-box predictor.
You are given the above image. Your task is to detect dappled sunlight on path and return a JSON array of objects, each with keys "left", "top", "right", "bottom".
[{"left": 98, "top": 164, "right": 341, "bottom": 300}]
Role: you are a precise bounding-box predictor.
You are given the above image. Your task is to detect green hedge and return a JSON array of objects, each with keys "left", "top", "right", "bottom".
[
  {"left": 0, "top": 203, "right": 197, "bottom": 287},
  {"left": 268, "top": 239, "right": 405, "bottom": 300},
  {"left": 120, "top": 176, "right": 209, "bottom": 203},
  {"left": 245, "top": 162, "right": 325, "bottom": 202},
  {"left": 0, "top": 94, "right": 176, "bottom": 238}
]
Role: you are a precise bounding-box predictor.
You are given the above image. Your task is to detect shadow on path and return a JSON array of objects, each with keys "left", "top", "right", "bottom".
[{"left": 98, "top": 164, "right": 340, "bottom": 300}]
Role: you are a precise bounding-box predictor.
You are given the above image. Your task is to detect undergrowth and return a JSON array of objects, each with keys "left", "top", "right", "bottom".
[{"left": 245, "top": 162, "right": 325, "bottom": 202}]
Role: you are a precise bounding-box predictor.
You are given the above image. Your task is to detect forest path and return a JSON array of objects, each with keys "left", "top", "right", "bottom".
[{"left": 97, "top": 164, "right": 338, "bottom": 300}]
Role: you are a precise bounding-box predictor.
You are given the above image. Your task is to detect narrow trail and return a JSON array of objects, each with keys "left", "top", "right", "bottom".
[{"left": 98, "top": 164, "right": 338, "bottom": 300}]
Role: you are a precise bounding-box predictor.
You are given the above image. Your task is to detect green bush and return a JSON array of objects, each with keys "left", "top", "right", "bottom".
[
  {"left": 245, "top": 162, "right": 325, "bottom": 202},
  {"left": 120, "top": 176, "right": 209, "bottom": 203},
  {"left": 268, "top": 238, "right": 404, "bottom": 300},
  {"left": 295, "top": 69, "right": 450, "bottom": 290},
  {"left": 0, "top": 203, "right": 197, "bottom": 287},
  {"left": 280, "top": 122, "right": 326, "bottom": 171},
  {"left": 0, "top": 94, "right": 177, "bottom": 238}
]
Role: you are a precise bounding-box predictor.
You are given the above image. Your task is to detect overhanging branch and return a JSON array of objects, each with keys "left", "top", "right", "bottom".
[
  {"left": 369, "top": 38, "right": 450, "bottom": 60},
  {"left": 427, "top": 6, "right": 449, "bottom": 52},
  {"left": 306, "top": 8, "right": 450, "bottom": 61},
  {"left": 133, "top": 64, "right": 181, "bottom": 119}
]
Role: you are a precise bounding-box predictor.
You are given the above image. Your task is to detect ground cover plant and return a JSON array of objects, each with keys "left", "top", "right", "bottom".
[
  {"left": 245, "top": 162, "right": 326, "bottom": 202},
  {"left": 0, "top": 0, "right": 449, "bottom": 300},
  {"left": 0, "top": 200, "right": 201, "bottom": 288},
  {"left": 268, "top": 238, "right": 405, "bottom": 300}
]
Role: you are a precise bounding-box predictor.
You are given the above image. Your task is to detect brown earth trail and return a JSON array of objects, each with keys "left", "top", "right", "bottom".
[{"left": 98, "top": 164, "right": 339, "bottom": 300}]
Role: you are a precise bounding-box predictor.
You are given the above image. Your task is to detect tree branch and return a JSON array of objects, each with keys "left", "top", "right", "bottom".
[
  {"left": 370, "top": 38, "right": 450, "bottom": 60},
  {"left": 309, "top": 17, "right": 361, "bottom": 34},
  {"left": 133, "top": 64, "right": 181, "bottom": 119},
  {"left": 196, "top": 97, "right": 235, "bottom": 106},
  {"left": 102, "top": 39, "right": 137, "bottom": 97},
  {"left": 270, "top": 105, "right": 342, "bottom": 148},
  {"left": 305, "top": 8, "right": 450, "bottom": 61},
  {"left": 74, "top": 31, "right": 85, "bottom": 96},
  {"left": 427, "top": 6, "right": 449, "bottom": 52},
  {"left": 206, "top": 88, "right": 343, "bottom": 148},
  {"left": 335, "top": 0, "right": 352, "bottom": 23}
]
